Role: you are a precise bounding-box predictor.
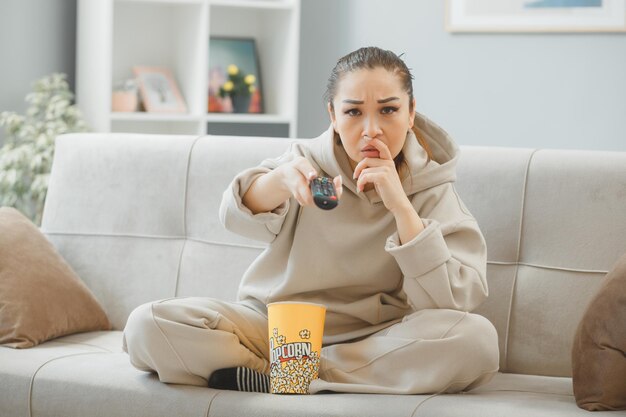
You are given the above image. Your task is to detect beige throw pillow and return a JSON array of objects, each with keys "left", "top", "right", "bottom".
[{"left": 0, "top": 207, "right": 111, "bottom": 348}]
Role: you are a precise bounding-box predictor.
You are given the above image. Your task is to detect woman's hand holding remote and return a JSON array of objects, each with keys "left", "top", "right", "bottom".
[
  {"left": 276, "top": 157, "right": 342, "bottom": 208},
  {"left": 242, "top": 156, "right": 342, "bottom": 214}
]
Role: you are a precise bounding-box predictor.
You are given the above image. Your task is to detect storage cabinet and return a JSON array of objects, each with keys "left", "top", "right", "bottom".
[{"left": 76, "top": 0, "right": 300, "bottom": 137}]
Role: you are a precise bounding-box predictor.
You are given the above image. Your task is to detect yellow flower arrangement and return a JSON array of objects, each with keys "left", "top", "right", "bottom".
[{"left": 218, "top": 64, "right": 256, "bottom": 98}]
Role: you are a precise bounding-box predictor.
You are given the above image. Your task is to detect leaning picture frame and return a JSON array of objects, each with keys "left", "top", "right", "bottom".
[
  {"left": 208, "top": 37, "right": 264, "bottom": 114},
  {"left": 133, "top": 66, "right": 187, "bottom": 113},
  {"left": 446, "top": 0, "right": 626, "bottom": 33}
]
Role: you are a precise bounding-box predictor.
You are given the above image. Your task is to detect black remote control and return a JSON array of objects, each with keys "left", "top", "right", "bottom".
[{"left": 310, "top": 177, "right": 338, "bottom": 210}]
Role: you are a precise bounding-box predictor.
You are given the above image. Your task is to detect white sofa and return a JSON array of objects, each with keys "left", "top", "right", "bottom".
[{"left": 1, "top": 132, "right": 625, "bottom": 417}]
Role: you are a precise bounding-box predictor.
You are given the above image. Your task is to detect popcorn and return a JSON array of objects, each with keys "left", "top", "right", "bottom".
[
  {"left": 269, "top": 330, "right": 321, "bottom": 394},
  {"left": 269, "top": 352, "right": 320, "bottom": 394}
]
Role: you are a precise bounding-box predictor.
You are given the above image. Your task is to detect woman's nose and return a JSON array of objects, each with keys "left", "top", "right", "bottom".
[{"left": 363, "top": 117, "right": 382, "bottom": 139}]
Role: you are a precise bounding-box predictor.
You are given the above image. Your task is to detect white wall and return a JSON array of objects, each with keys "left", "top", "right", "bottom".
[
  {"left": 0, "top": 0, "right": 77, "bottom": 144},
  {"left": 298, "top": 0, "right": 626, "bottom": 151}
]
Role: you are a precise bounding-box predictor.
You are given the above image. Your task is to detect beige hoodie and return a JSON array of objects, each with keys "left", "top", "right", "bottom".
[{"left": 219, "top": 112, "right": 488, "bottom": 345}]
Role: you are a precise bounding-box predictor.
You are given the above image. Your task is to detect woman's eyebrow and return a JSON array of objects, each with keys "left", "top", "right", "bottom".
[{"left": 342, "top": 97, "right": 400, "bottom": 104}]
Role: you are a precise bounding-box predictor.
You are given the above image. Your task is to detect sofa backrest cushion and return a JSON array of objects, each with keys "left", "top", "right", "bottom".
[
  {"left": 42, "top": 133, "right": 626, "bottom": 377},
  {"left": 42, "top": 134, "right": 291, "bottom": 332},
  {"left": 456, "top": 147, "right": 626, "bottom": 376}
]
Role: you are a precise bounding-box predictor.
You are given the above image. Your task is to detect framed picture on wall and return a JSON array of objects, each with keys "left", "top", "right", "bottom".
[
  {"left": 446, "top": 0, "right": 626, "bottom": 33},
  {"left": 208, "top": 37, "right": 264, "bottom": 114},
  {"left": 133, "top": 66, "right": 187, "bottom": 113}
]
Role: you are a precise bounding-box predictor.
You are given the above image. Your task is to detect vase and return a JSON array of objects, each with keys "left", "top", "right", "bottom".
[
  {"left": 111, "top": 90, "right": 138, "bottom": 112},
  {"left": 231, "top": 95, "right": 251, "bottom": 113}
]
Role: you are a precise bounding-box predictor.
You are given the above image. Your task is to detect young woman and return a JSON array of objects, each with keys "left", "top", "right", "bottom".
[{"left": 123, "top": 46, "right": 499, "bottom": 395}]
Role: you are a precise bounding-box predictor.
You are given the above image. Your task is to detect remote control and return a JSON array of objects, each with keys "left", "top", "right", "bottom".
[{"left": 310, "top": 177, "right": 338, "bottom": 210}]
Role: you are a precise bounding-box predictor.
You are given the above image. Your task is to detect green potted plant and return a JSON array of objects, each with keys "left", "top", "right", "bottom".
[
  {"left": 0, "top": 73, "right": 88, "bottom": 225},
  {"left": 218, "top": 64, "right": 257, "bottom": 113}
]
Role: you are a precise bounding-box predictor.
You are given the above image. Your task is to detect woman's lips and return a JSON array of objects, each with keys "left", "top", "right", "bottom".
[{"left": 361, "top": 148, "right": 379, "bottom": 158}]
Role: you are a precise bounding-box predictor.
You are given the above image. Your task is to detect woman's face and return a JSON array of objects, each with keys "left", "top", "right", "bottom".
[{"left": 328, "top": 67, "right": 415, "bottom": 170}]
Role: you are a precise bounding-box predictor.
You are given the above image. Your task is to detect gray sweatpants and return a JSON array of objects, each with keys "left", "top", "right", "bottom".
[{"left": 122, "top": 297, "right": 499, "bottom": 394}]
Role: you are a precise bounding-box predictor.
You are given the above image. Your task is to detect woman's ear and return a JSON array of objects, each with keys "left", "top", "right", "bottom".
[
  {"left": 408, "top": 98, "right": 416, "bottom": 128},
  {"left": 327, "top": 102, "right": 337, "bottom": 131}
]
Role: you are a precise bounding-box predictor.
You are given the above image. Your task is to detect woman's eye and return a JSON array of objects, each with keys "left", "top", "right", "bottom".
[
  {"left": 344, "top": 108, "right": 361, "bottom": 117},
  {"left": 381, "top": 106, "right": 399, "bottom": 114}
]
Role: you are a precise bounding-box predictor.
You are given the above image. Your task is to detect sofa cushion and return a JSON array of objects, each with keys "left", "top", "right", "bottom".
[
  {"left": 416, "top": 373, "right": 605, "bottom": 417},
  {"left": 572, "top": 252, "right": 626, "bottom": 411},
  {"left": 0, "top": 331, "right": 122, "bottom": 417},
  {"left": 0, "top": 207, "right": 111, "bottom": 348},
  {"left": 26, "top": 350, "right": 216, "bottom": 417},
  {"left": 0, "top": 331, "right": 217, "bottom": 417},
  {"left": 4, "top": 332, "right": 626, "bottom": 416}
]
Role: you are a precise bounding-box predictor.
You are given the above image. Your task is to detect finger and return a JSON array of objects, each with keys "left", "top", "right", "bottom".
[
  {"left": 353, "top": 157, "right": 390, "bottom": 180},
  {"left": 356, "top": 169, "right": 385, "bottom": 192},
  {"left": 294, "top": 159, "right": 318, "bottom": 182},
  {"left": 293, "top": 193, "right": 306, "bottom": 206},
  {"left": 296, "top": 193, "right": 311, "bottom": 207},
  {"left": 294, "top": 187, "right": 312, "bottom": 206},
  {"left": 356, "top": 172, "right": 370, "bottom": 193},
  {"left": 333, "top": 175, "right": 343, "bottom": 199},
  {"left": 301, "top": 187, "right": 315, "bottom": 206},
  {"left": 368, "top": 138, "right": 393, "bottom": 160},
  {"left": 353, "top": 158, "right": 368, "bottom": 180},
  {"left": 288, "top": 174, "right": 309, "bottom": 206},
  {"left": 296, "top": 177, "right": 314, "bottom": 206}
]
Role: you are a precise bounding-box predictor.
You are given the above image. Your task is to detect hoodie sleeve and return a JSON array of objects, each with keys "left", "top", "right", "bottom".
[
  {"left": 219, "top": 145, "right": 300, "bottom": 243},
  {"left": 384, "top": 182, "right": 488, "bottom": 312}
]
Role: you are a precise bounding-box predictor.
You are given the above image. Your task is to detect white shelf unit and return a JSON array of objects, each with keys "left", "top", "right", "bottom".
[{"left": 76, "top": 0, "right": 300, "bottom": 138}]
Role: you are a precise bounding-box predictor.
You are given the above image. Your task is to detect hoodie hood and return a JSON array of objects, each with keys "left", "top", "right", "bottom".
[{"left": 308, "top": 112, "right": 460, "bottom": 204}]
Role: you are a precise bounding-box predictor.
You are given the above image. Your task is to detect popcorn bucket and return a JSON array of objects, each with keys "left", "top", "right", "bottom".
[{"left": 267, "top": 302, "right": 326, "bottom": 394}]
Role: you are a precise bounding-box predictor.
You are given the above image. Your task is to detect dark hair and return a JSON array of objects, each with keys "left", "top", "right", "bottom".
[{"left": 325, "top": 47, "right": 433, "bottom": 171}]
